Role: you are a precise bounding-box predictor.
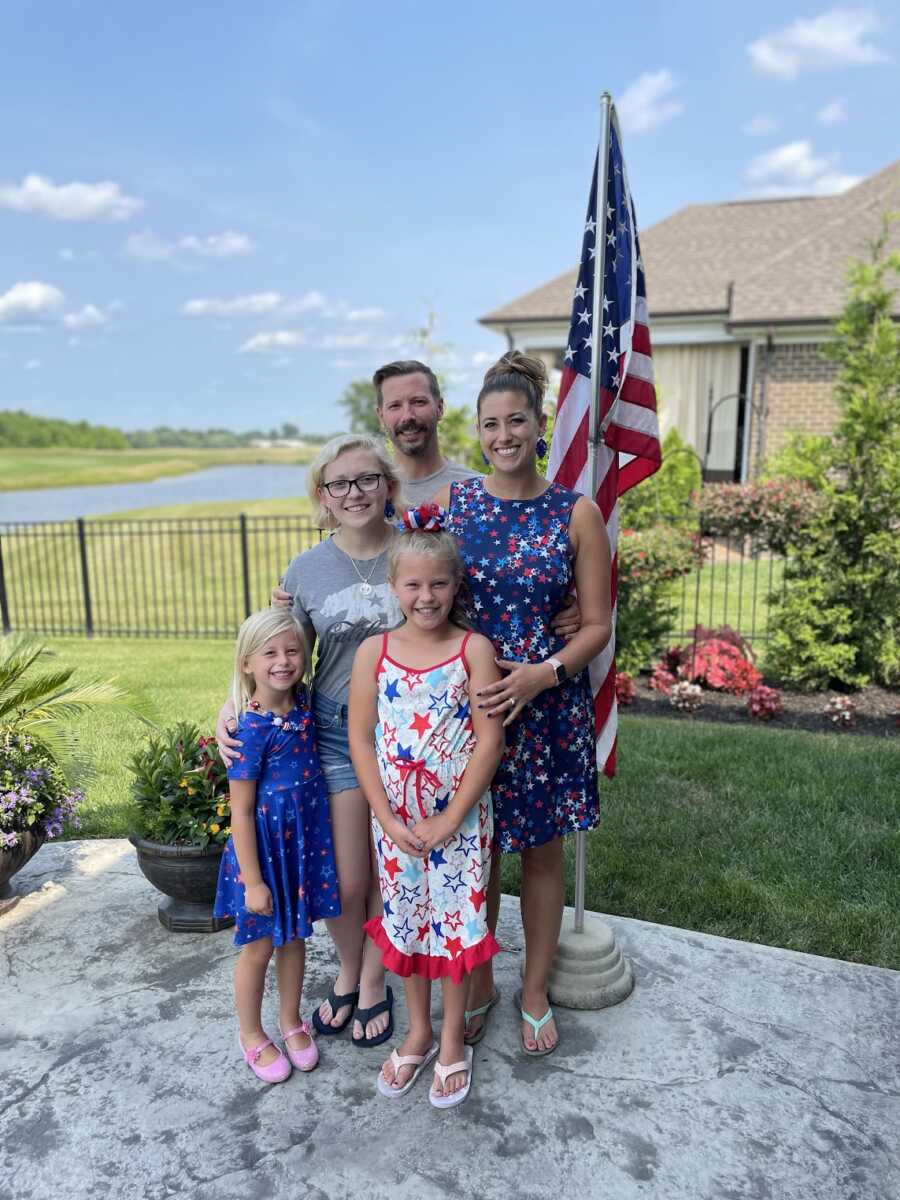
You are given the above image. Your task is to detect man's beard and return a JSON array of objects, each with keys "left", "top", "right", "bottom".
[{"left": 393, "top": 424, "right": 433, "bottom": 457}]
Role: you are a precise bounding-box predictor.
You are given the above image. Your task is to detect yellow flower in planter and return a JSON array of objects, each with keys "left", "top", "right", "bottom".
[
  {"left": 187, "top": 788, "right": 197, "bottom": 795},
  {"left": 224, "top": 826, "right": 231, "bottom": 835},
  {"left": 215, "top": 804, "right": 226, "bottom": 817},
  {"left": 209, "top": 823, "right": 221, "bottom": 834},
  {"left": 179, "top": 779, "right": 188, "bottom": 788}
]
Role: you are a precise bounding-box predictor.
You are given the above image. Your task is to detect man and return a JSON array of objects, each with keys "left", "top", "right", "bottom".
[{"left": 372, "top": 360, "right": 478, "bottom": 506}]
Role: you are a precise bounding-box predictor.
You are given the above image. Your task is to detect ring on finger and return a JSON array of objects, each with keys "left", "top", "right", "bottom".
[{"left": 507, "top": 697, "right": 515, "bottom": 708}]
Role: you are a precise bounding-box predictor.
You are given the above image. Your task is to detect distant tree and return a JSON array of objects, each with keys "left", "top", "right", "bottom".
[
  {"left": 438, "top": 405, "right": 481, "bottom": 471},
  {"left": 339, "top": 379, "right": 381, "bottom": 435},
  {"left": 280, "top": 421, "right": 300, "bottom": 439}
]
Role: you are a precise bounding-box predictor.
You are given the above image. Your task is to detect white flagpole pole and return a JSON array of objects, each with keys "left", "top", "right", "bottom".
[{"left": 574, "top": 90, "right": 613, "bottom": 937}]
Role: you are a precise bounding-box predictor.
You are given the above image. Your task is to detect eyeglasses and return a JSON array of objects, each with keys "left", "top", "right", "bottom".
[{"left": 321, "top": 472, "right": 385, "bottom": 499}]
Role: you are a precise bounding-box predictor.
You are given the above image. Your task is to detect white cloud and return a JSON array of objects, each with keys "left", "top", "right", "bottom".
[
  {"left": 182, "top": 292, "right": 283, "bottom": 317},
  {"left": 238, "top": 330, "right": 305, "bottom": 354},
  {"left": 745, "top": 140, "right": 861, "bottom": 195},
  {"left": 344, "top": 306, "right": 386, "bottom": 322},
  {"left": 817, "top": 96, "right": 847, "bottom": 123},
  {"left": 125, "top": 229, "right": 255, "bottom": 264},
  {"left": 471, "top": 351, "right": 495, "bottom": 367},
  {"left": 618, "top": 70, "right": 684, "bottom": 133},
  {"left": 0, "top": 281, "right": 65, "bottom": 325},
  {"left": 24, "top": 358, "right": 41, "bottom": 370},
  {"left": 178, "top": 231, "right": 254, "bottom": 259},
  {"left": 742, "top": 113, "right": 780, "bottom": 136},
  {"left": 0, "top": 174, "right": 142, "bottom": 221},
  {"left": 63, "top": 304, "right": 108, "bottom": 329},
  {"left": 59, "top": 248, "right": 76, "bottom": 261},
  {"left": 319, "top": 332, "right": 371, "bottom": 350},
  {"left": 748, "top": 8, "right": 889, "bottom": 78}
]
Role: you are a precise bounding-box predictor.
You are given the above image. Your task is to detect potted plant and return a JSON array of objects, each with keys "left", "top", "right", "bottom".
[
  {"left": 0, "top": 729, "right": 84, "bottom": 909},
  {"left": 1, "top": 633, "right": 130, "bottom": 907},
  {"left": 128, "top": 721, "right": 235, "bottom": 933}
]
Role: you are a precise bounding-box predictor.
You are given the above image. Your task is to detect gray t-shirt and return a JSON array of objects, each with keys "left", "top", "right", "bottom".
[
  {"left": 401, "top": 459, "right": 480, "bottom": 507},
  {"left": 282, "top": 535, "right": 403, "bottom": 705}
]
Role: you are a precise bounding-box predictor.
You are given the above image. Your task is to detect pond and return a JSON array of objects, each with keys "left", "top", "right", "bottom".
[{"left": 0, "top": 463, "right": 310, "bottom": 523}]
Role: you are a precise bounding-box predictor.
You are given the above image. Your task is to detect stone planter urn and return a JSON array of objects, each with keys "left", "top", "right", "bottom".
[
  {"left": 129, "top": 835, "right": 234, "bottom": 933},
  {"left": 0, "top": 829, "right": 46, "bottom": 911}
]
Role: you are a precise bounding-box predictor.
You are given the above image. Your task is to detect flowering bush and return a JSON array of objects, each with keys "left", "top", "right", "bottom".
[
  {"left": 669, "top": 682, "right": 703, "bottom": 713},
  {"left": 649, "top": 665, "right": 676, "bottom": 693},
  {"left": 747, "top": 686, "right": 783, "bottom": 722},
  {"left": 616, "top": 525, "right": 703, "bottom": 674},
  {"left": 824, "top": 695, "right": 857, "bottom": 729},
  {"left": 681, "top": 639, "right": 762, "bottom": 694},
  {"left": 615, "top": 672, "right": 636, "bottom": 706},
  {"left": 0, "top": 729, "right": 83, "bottom": 849},
  {"left": 698, "top": 479, "right": 825, "bottom": 552},
  {"left": 129, "top": 722, "right": 230, "bottom": 847}
]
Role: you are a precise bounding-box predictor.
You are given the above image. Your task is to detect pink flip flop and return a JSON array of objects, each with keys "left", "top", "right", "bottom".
[
  {"left": 239, "top": 1033, "right": 292, "bottom": 1084},
  {"left": 376, "top": 1041, "right": 439, "bottom": 1098},
  {"left": 280, "top": 1020, "right": 319, "bottom": 1072},
  {"left": 429, "top": 1045, "right": 474, "bottom": 1109}
]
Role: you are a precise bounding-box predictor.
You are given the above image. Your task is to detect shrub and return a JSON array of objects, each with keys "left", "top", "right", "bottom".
[
  {"left": 618, "top": 427, "right": 701, "bottom": 531},
  {"left": 616, "top": 525, "right": 701, "bottom": 674},
  {"left": 669, "top": 682, "right": 703, "bottom": 713},
  {"left": 747, "top": 686, "right": 783, "bottom": 721},
  {"left": 649, "top": 665, "right": 676, "bottom": 693},
  {"left": 767, "top": 227, "right": 900, "bottom": 690},
  {"left": 824, "top": 695, "right": 857, "bottom": 728},
  {"left": 760, "top": 432, "right": 831, "bottom": 491},
  {"left": 681, "top": 639, "right": 762, "bottom": 694},
  {"left": 0, "top": 729, "right": 83, "bottom": 848},
  {"left": 698, "top": 479, "right": 825, "bottom": 552},
  {"left": 615, "top": 672, "right": 636, "bottom": 706},
  {"left": 129, "top": 722, "right": 230, "bottom": 847}
]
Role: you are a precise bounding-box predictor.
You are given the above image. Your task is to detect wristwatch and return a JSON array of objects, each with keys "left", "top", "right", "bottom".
[{"left": 547, "top": 656, "right": 567, "bottom": 686}]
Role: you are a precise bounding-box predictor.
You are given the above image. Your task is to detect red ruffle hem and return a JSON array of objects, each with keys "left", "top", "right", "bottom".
[{"left": 364, "top": 917, "right": 501, "bottom": 984}]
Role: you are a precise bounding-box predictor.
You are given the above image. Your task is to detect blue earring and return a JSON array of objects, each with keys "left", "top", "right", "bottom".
[
  {"left": 536, "top": 437, "right": 548, "bottom": 459},
  {"left": 481, "top": 451, "right": 490, "bottom": 466},
  {"left": 384, "top": 499, "right": 395, "bottom": 518}
]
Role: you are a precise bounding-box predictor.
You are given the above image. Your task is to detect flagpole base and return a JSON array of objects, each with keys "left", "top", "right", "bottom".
[{"left": 548, "top": 912, "right": 635, "bottom": 1010}]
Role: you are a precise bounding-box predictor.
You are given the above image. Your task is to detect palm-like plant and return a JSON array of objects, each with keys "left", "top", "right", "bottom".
[{"left": 0, "top": 633, "right": 142, "bottom": 768}]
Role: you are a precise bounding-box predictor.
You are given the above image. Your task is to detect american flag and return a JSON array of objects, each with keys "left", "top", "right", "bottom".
[{"left": 547, "top": 105, "right": 661, "bottom": 778}]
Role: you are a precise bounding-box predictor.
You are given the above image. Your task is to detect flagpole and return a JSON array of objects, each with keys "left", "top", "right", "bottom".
[{"left": 573, "top": 90, "right": 613, "bottom": 938}]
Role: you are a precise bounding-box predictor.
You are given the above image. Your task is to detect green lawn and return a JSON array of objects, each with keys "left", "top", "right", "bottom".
[
  {"left": 669, "top": 550, "right": 786, "bottom": 649},
  {"left": 49, "top": 636, "right": 900, "bottom": 970},
  {"left": 0, "top": 445, "right": 313, "bottom": 492}
]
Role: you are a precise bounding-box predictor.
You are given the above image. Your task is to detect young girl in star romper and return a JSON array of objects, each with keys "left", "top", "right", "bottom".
[
  {"left": 214, "top": 608, "right": 341, "bottom": 1084},
  {"left": 348, "top": 506, "right": 505, "bottom": 1108}
]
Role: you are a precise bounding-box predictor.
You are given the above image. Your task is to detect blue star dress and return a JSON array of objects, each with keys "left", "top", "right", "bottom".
[
  {"left": 447, "top": 477, "right": 599, "bottom": 854},
  {"left": 213, "top": 693, "right": 341, "bottom": 946}
]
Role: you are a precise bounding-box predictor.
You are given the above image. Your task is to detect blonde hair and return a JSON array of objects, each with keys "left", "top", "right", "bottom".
[
  {"left": 232, "top": 607, "right": 309, "bottom": 716},
  {"left": 307, "top": 433, "right": 405, "bottom": 529},
  {"left": 388, "top": 527, "right": 470, "bottom": 629}
]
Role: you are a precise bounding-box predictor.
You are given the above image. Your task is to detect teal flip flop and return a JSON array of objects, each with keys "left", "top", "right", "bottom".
[
  {"left": 514, "top": 988, "right": 558, "bottom": 1057},
  {"left": 463, "top": 989, "right": 501, "bottom": 1046}
]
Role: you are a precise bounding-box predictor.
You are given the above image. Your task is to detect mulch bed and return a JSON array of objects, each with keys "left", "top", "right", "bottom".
[{"left": 624, "top": 679, "right": 900, "bottom": 738}]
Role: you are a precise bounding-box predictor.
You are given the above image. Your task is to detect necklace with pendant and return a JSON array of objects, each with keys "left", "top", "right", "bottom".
[{"left": 333, "top": 532, "right": 390, "bottom": 596}]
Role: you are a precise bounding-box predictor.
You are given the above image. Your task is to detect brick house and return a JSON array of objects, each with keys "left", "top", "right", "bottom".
[{"left": 479, "top": 160, "right": 899, "bottom": 480}]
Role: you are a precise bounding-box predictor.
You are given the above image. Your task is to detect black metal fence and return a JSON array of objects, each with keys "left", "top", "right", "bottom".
[
  {"left": 0, "top": 515, "right": 323, "bottom": 638},
  {"left": 0, "top": 515, "right": 786, "bottom": 643}
]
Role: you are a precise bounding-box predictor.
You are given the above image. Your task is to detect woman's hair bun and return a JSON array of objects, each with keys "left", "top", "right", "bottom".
[{"left": 483, "top": 350, "right": 548, "bottom": 397}]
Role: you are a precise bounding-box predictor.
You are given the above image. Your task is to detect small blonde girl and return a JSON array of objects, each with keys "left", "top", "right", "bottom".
[
  {"left": 348, "top": 505, "right": 505, "bottom": 1109},
  {"left": 213, "top": 607, "right": 341, "bottom": 1083}
]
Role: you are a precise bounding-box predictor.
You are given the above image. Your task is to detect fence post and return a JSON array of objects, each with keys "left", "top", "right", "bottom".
[
  {"left": 76, "top": 518, "right": 94, "bottom": 637},
  {"left": 0, "top": 533, "right": 10, "bottom": 634},
  {"left": 239, "top": 514, "right": 252, "bottom": 618}
]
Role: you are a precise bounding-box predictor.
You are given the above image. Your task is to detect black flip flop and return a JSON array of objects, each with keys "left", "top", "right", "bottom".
[
  {"left": 311, "top": 984, "right": 360, "bottom": 1036},
  {"left": 351, "top": 985, "right": 394, "bottom": 1048}
]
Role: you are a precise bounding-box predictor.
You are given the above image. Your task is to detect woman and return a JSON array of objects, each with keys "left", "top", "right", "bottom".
[
  {"left": 434, "top": 350, "right": 612, "bottom": 1056},
  {"left": 218, "top": 433, "right": 404, "bottom": 1047}
]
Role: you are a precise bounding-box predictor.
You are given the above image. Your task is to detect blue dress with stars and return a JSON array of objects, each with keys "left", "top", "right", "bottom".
[
  {"left": 363, "top": 631, "right": 499, "bottom": 983},
  {"left": 447, "top": 477, "right": 599, "bottom": 854},
  {"left": 213, "top": 694, "right": 341, "bottom": 946}
]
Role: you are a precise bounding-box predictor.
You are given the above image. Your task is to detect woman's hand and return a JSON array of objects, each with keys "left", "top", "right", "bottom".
[
  {"left": 476, "top": 659, "right": 554, "bottom": 726},
  {"left": 387, "top": 816, "right": 427, "bottom": 859},
  {"left": 215, "top": 702, "right": 241, "bottom": 768},
  {"left": 245, "top": 882, "right": 273, "bottom": 916},
  {"left": 271, "top": 583, "right": 292, "bottom": 608},
  {"left": 411, "top": 812, "right": 458, "bottom": 855}
]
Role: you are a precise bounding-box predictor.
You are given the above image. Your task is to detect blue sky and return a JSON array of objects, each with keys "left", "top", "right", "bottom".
[{"left": 1, "top": 2, "right": 897, "bottom": 435}]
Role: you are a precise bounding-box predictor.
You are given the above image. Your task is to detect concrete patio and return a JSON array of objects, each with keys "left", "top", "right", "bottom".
[{"left": 1, "top": 839, "right": 898, "bottom": 1200}]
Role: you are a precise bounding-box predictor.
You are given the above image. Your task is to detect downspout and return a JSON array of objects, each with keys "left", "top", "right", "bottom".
[{"left": 740, "top": 340, "right": 757, "bottom": 482}]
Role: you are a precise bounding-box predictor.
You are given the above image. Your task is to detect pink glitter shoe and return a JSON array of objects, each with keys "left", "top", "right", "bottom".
[
  {"left": 239, "top": 1034, "right": 292, "bottom": 1084},
  {"left": 280, "top": 1020, "right": 319, "bottom": 1072}
]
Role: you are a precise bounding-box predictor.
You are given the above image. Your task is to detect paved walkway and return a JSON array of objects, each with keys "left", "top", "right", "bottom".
[{"left": 2, "top": 840, "right": 898, "bottom": 1200}]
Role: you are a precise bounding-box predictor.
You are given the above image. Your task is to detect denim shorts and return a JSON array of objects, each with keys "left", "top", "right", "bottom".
[{"left": 313, "top": 691, "right": 360, "bottom": 795}]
